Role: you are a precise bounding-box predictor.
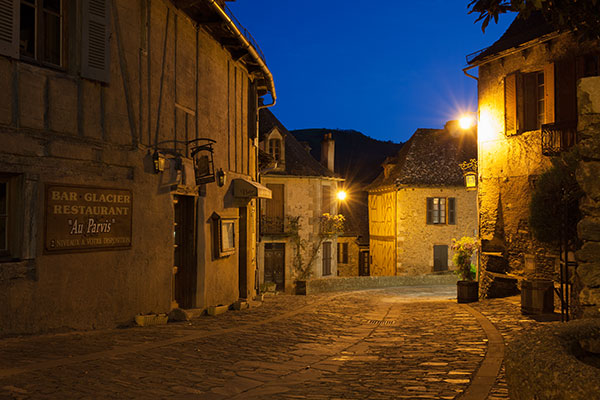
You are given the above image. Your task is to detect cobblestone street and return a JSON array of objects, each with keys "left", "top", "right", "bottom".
[{"left": 0, "top": 286, "right": 547, "bottom": 399}]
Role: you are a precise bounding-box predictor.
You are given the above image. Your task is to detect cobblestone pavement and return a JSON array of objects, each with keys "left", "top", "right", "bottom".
[{"left": 0, "top": 287, "right": 551, "bottom": 399}]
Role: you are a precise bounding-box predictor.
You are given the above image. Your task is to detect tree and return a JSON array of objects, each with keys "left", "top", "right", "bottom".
[
  {"left": 529, "top": 150, "right": 583, "bottom": 247},
  {"left": 468, "top": 0, "right": 600, "bottom": 41}
]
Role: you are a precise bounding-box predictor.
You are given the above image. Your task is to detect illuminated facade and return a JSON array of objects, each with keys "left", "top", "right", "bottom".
[
  {"left": 467, "top": 13, "right": 600, "bottom": 298},
  {"left": 0, "top": 0, "right": 274, "bottom": 335},
  {"left": 367, "top": 125, "right": 477, "bottom": 276}
]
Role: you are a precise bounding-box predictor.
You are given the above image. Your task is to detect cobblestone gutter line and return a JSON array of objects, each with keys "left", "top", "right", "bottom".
[{"left": 459, "top": 304, "right": 504, "bottom": 400}]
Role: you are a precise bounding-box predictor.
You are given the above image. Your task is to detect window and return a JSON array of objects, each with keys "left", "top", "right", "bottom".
[
  {"left": 337, "top": 242, "right": 348, "bottom": 264},
  {"left": 0, "top": 179, "right": 8, "bottom": 256},
  {"left": 0, "top": 0, "right": 111, "bottom": 82},
  {"left": 19, "top": 0, "right": 63, "bottom": 66},
  {"left": 262, "top": 183, "right": 284, "bottom": 234},
  {"left": 427, "top": 197, "right": 456, "bottom": 225},
  {"left": 322, "top": 241, "right": 332, "bottom": 276},
  {"left": 505, "top": 66, "right": 554, "bottom": 135},
  {"left": 0, "top": 174, "right": 22, "bottom": 261},
  {"left": 322, "top": 185, "right": 331, "bottom": 214},
  {"left": 268, "top": 139, "right": 281, "bottom": 161},
  {"left": 212, "top": 213, "right": 236, "bottom": 257}
]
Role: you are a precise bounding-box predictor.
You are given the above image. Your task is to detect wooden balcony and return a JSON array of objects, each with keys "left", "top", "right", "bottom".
[{"left": 541, "top": 121, "right": 578, "bottom": 156}]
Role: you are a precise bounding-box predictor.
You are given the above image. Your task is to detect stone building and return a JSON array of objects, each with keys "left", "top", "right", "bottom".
[
  {"left": 0, "top": 0, "right": 274, "bottom": 335},
  {"left": 367, "top": 125, "right": 477, "bottom": 276},
  {"left": 466, "top": 12, "right": 600, "bottom": 301},
  {"left": 258, "top": 109, "right": 343, "bottom": 292}
]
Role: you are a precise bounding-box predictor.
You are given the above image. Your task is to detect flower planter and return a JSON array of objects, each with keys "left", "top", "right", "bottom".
[
  {"left": 207, "top": 304, "right": 229, "bottom": 316},
  {"left": 521, "top": 279, "right": 554, "bottom": 315},
  {"left": 295, "top": 280, "right": 307, "bottom": 295},
  {"left": 457, "top": 280, "right": 479, "bottom": 303}
]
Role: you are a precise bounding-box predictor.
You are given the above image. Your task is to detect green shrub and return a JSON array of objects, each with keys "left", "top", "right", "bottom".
[{"left": 529, "top": 150, "right": 583, "bottom": 246}]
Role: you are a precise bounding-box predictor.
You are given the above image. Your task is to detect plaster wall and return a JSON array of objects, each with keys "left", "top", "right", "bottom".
[
  {"left": 396, "top": 187, "right": 477, "bottom": 275},
  {"left": 0, "top": 0, "right": 260, "bottom": 335}
]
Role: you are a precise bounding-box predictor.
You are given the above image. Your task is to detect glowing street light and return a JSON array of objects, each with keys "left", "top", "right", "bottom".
[
  {"left": 336, "top": 190, "right": 347, "bottom": 201},
  {"left": 459, "top": 114, "right": 476, "bottom": 130}
]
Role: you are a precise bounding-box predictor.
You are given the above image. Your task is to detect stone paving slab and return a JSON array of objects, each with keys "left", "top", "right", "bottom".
[{"left": 0, "top": 287, "right": 552, "bottom": 399}]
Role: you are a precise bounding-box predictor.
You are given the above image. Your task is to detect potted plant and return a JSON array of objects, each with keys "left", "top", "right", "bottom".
[{"left": 452, "top": 236, "right": 479, "bottom": 303}]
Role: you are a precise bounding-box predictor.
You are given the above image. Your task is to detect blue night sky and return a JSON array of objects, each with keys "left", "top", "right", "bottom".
[{"left": 228, "top": 1, "right": 516, "bottom": 143}]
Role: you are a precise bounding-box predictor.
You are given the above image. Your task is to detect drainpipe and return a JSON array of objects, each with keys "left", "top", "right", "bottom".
[{"left": 206, "top": 0, "right": 276, "bottom": 108}]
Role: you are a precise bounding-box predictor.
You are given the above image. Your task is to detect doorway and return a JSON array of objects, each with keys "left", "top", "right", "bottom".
[
  {"left": 239, "top": 206, "right": 248, "bottom": 299},
  {"left": 264, "top": 243, "right": 285, "bottom": 291},
  {"left": 359, "top": 250, "right": 370, "bottom": 276},
  {"left": 173, "top": 195, "right": 197, "bottom": 309},
  {"left": 433, "top": 245, "right": 449, "bottom": 272}
]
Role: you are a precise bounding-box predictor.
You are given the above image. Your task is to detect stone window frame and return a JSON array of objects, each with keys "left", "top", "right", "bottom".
[{"left": 426, "top": 197, "right": 456, "bottom": 225}]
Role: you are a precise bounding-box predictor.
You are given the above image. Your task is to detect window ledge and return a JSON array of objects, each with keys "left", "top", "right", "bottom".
[{"left": 0, "top": 260, "right": 36, "bottom": 281}]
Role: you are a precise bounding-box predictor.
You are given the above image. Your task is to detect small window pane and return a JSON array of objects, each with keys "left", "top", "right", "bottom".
[
  {"left": 20, "top": 4, "right": 36, "bottom": 58},
  {"left": 0, "top": 182, "right": 6, "bottom": 213},
  {"left": 222, "top": 221, "right": 235, "bottom": 251},
  {"left": 43, "top": 0, "right": 60, "bottom": 13},
  {"left": 43, "top": 13, "right": 61, "bottom": 65},
  {"left": 0, "top": 217, "right": 6, "bottom": 251}
]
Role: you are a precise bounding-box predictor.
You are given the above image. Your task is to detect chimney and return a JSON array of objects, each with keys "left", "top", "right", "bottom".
[{"left": 321, "top": 133, "right": 335, "bottom": 172}]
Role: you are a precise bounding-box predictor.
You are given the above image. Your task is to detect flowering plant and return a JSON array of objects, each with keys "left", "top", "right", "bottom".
[
  {"left": 320, "top": 213, "right": 345, "bottom": 237},
  {"left": 451, "top": 236, "right": 479, "bottom": 281}
]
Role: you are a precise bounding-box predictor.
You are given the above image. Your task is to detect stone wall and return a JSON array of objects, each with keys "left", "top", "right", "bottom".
[
  {"left": 396, "top": 186, "right": 477, "bottom": 275},
  {"left": 576, "top": 76, "right": 600, "bottom": 318},
  {"left": 336, "top": 236, "right": 359, "bottom": 276},
  {"left": 259, "top": 176, "right": 340, "bottom": 293},
  {"left": 475, "top": 33, "right": 598, "bottom": 296}
]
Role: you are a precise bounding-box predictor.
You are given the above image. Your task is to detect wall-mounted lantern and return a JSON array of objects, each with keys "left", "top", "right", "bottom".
[
  {"left": 459, "top": 159, "right": 478, "bottom": 191},
  {"left": 216, "top": 169, "right": 226, "bottom": 187},
  {"left": 153, "top": 151, "right": 166, "bottom": 173},
  {"left": 464, "top": 172, "right": 477, "bottom": 190}
]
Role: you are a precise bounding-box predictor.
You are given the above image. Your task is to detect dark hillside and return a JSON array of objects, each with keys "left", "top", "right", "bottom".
[{"left": 291, "top": 128, "right": 403, "bottom": 186}]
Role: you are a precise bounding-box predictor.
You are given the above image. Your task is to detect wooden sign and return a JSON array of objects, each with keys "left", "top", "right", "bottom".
[{"left": 45, "top": 185, "right": 132, "bottom": 252}]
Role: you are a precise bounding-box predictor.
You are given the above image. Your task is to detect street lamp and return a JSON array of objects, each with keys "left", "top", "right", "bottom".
[
  {"left": 336, "top": 190, "right": 347, "bottom": 201},
  {"left": 459, "top": 114, "right": 476, "bottom": 130}
]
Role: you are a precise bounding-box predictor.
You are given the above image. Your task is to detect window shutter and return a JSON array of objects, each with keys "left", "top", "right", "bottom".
[
  {"left": 544, "top": 63, "right": 555, "bottom": 124},
  {"left": 81, "top": 0, "right": 111, "bottom": 83},
  {"left": 0, "top": 0, "right": 19, "bottom": 58},
  {"left": 337, "top": 242, "right": 341, "bottom": 261},
  {"left": 555, "top": 58, "right": 577, "bottom": 123},
  {"left": 448, "top": 198, "right": 456, "bottom": 225},
  {"left": 523, "top": 73, "right": 538, "bottom": 131},
  {"left": 504, "top": 72, "right": 518, "bottom": 135},
  {"left": 426, "top": 198, "right": 433, "bottom": 225}
]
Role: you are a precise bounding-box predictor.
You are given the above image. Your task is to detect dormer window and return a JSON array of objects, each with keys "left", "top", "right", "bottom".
[{"left": 269, "top": 138, "right": 281, "bottom": 161}]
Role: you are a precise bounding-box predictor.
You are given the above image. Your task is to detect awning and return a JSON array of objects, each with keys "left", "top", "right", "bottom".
[{"left": 233, "top": 178, "right": 272, "bottom": 199}]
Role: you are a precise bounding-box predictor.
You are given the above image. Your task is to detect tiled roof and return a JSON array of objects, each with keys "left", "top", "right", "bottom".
[
  {"left": 259, "top": 109, "right": 337, "bottom": 178},
  {"left": 468, "top": 11, "right": 557, "bottom": 65},
  {"left": 367, "top": 125, "right": 477, "bottom": 191}
]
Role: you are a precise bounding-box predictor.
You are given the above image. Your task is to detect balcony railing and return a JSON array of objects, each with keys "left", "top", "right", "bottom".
[
  {"left": 260, "top": 216, "right": 286, "bottom": 235},
  {"left": 541, "top": 121, "right": 578, "bottom": 156}
]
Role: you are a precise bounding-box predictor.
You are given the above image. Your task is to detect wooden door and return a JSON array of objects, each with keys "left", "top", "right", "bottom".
[
  {"left": 433, "top": 245, "right": 449, "bottom": 272},
  {"left": 174, "top": 195, "right": 197, "bottom": 309},
  {"left": 359, "top": 250, "right": 370, "bottom": 276},
  {"left": 264, "top": 243, "right": 285, "bottom": 291},
  {"left": 238, "top": 206, "right": 248, "bottom": 299}
]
